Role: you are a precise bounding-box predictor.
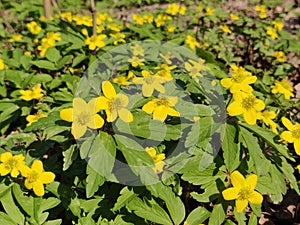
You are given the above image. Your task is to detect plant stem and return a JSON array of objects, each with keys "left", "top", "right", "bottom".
[
  {"left": 43, "top": 0, "right": 52, "bottom": 19},
  {"left": 90, "top": 0, "right": 97, "bottom": 36}
]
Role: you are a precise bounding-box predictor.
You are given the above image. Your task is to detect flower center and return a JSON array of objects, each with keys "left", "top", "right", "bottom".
[
  {"left": 28, "top": 171, "right": 39, "bottom": 183},
  {"left": 156, "top": 98, "right": 169, "bottom": 107},
  {"left": 190, "top": 67, "right": 199, "bottom": 77},
  {"left": 241, "top": 96, "right": 256, "bottom": 110},
  {"left": 77, "top": 112, "right": 90, "bottom": 125},
  {"left": 109, "top": 97, "right": 123, "bottom": 112},
  {"left": 292, "top": 126, "right": 300, "bottom": 139},
  {"left": 144, "top": 76, "right": 155, "bottom": 84},
  {"left": 238, "top": 186, "right": 252, "bottom": 200},
  {"left": 6, "top": 158, "right": 17, "bottom": 169}
]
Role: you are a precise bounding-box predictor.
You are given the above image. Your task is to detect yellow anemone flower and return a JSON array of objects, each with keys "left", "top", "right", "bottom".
[
  {"left": 227, "top": 93, "right": 265, "bottom": 125},
  {"left": 26, "top": 113, "right": 47, "bottom": 126},
  {"left": 222, "top": 171, "right": 263, "bottom": 212},
  {"left": 155, "top": 64, "right": 176, "bottom": 81},
  {"left": 85, "top": 35, "right": 107, "bottom": 50},
  {"left": 220, "top": 25, "right": 232, "bottom": 34},
  {"left": 96, "top": 81, "right": 133, "bottom": 123},
  {"left": 272, "top": 51, "right": 286, "bottom": 63},
  {"left": 221, "top": 64, "right": 257, "bottom": 94},
  {"left": 133, "top": 70, "right": 166, "bottom": 97},
  {"left": 0, "top": 152, "right": 27, "bottom": 178},
  {"left": 166, "top": 3, "right": 180, "bottom": 15},
  {"left": 142, "top": 96, "right": 180, "bottom": 121},
  {"left": 185, "top": 35, "right": 200, "bottom": 50},
  {"left": 266, "top": 27, "right": 278, "bottom": 39},
  {"left": 272, "top": 20, "right": 284, "bottom": 31},
  {"left": 20, "top": 84, "right": 44, "bottom": 101},
  {"left": 0, "top": 59, "right": 5, "bottom": 70},
  {"left": 128, "top": 56, "right": 145, "bottom": 67},
  {"left": 8, "top": 34, "right": 23, "bottom": 42},
  {"left": 206, "top": 7, "right": 215, "bottom": 16},
  {"left": 281, "top": 117, "right": 300, "bottom": 155},
  {"left": 230, "top": 13, "right": 240, "bottom": 20},
  {"left": 271, "top": 80, "right": 294, "bottom": 100},
  {"left": 257, "top": 111, "right": 278, "bottom": 134},
  {"left": 22, "top": 160, "right": 55, "bottom": 196},
  {"left": 131, "top": 44, "right": 144, "bottom": 57},
  {"left": 60, "top": 98, "right": 104, "bottom": 139},
  {"left": 27, "top": 21, "right": 42, "bottom": 35},
  {"left": 146, "top": 147, "right": 165, "bottom": 173}
]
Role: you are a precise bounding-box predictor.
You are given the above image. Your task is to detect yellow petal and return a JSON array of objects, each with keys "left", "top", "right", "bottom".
[
  {"left": 10, "top": 168, "right": 20, "bottom": 178},
  {"left": 227, "top": 102, "right": 243, "bottom": 116},
  {"left": 153, "top": 106, "right": 167, "bottom": 121},
  {"left": 166, "top": 107, "right": 180, "bottom": 117},
  {"left": 222, "top": 187, "right": 239, "bottom": 200},
  {"left": 142, "top": 84, "right": 154, "bottom": 97},
  {"left": 0, "top": 152, "right": 13, "bottom": 162},
  {"left": 280, "top": 131, "right": 293, "bottom": 143},
  {"left": 31, "top": 160, "right": 43, "bottom": 172},
  {"left": 245, "top": 76, "right": 257, "bottom": 84},
  {"left": 60, "top": 108, "right": 73, "bottom": 122},
  {"left": 166, "top": 96, "right": 178, "bottom": 106},
  {"left": 230, "top": 171, "right": 245, "bottom": 188},
  {"left": 220, "top": 78, "right": 233, "bottom": 89},
  {"left": 24, "top": 179, "right": 33, "bottom": 189},
  {"left": 248, "top": 191, "right": 263, "bottom": 205},
  {"left": 39, "top": 172, "right": 55, "bottom": 184},
  {"left": 118, "top": 108, "right": 133, "bottom": 122},
  {"left": 294, "top": 139, "right": 300, "bottom": 156},
  {"left": 243, "top": 109, "right": 257, "bottom": 125},
  {"left": 71, "top": 122, "right": 87, "bottom": 139},
  {"left": 142, "top": 101, "right": 156, "bottom": 114},
  {"left": 86, "top": 114, "right": 104, "bottom": 129},
  {"left": 254, "top": 100, "right": 265, "bottom": 111},
  {"left": 87, "top": 98, "right": 100, "bottom": 113},
  {"left": 245, "top": 174, "right": 257, "bottom": 190},
  {"left": 33, "top": 181, "right": 45, "bottom": 196},
  {"left": 0, "top": 164, "right": 10, "bottom": 176},
  {"left": 73, "top": 98, "right": 87, "bottom": 113},
  {"left": 154, "top": 83, "right": 165, "bottom": 94},
  {"left": 102, "top": 81, "right": 116, "bottom": 98},
  {"left": 106, "top": 109, "right": 118, "bottom": 122},
  {"left": 116, "top": 94, "right": 129, "bottom": 107},
  {"left": 282, "top": 117, "right": 294, "bottom": 131},
  {"left": 96, "top": 96, "right": 109, "bottom": 110},
  {"left": 236, "top": 199, "right": 248, "bottom": 212}
]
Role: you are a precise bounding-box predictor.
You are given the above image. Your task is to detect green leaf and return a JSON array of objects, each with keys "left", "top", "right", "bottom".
[
  {"left": 0, "top": 212, "right": 16, "bottom": 225},
  {"left": 30, "top": 74, "right": 53, "bottom": 83},
  {"left": 248, "top": 213, "right": 258, "bottom": 225},
  {"left": 63, "top": 145, "right": 78, "bottom": 171},
  {"left": 0, "top": 188, "right": 25, "bottom": 225},
  {"left": 222, "top": 123, "right": 240, "bottom": 172},
  {"left": 44, "top": 219, "right": 63, "bottom": 225},
  {"left": 12, "top": 184, "right": 34, "bottom": 217},
  {"left": 240, "top": 123, "right": 293, "bottom": 160},
  {"left": 126, "top": 197, "right": 173, "bottom": 225},
  {"left": 87, "top": 131, "right": 116, "bottom": 179},
  {"left": 112, "top": 187, "right": 139, "bottom": 212},
  {"left": 56, "top": 55, "right": 72, "bottom": 70},
  {"left": 239, "top": 127, "right": 270, "bottom": 176},
  {"left": 86, "top": 165, "right": 105, "bottom": 198},
  {"left": 185, "top": 206, "right": 211, "bottom": 225},
  {"left": 146, "top": 183, "right": 185, "bottom": 225},
  {"left": 280, "top": 156, "right": 300, "bottom": 195},
  {"left": 45, "top": 47, "right": 61, "bottom": 62},
  {"left": 31, "top": 60, "right": 56, "bottom": 70},
  {"left": 208, "top": 204, "right": 226, "bottom": 225}
]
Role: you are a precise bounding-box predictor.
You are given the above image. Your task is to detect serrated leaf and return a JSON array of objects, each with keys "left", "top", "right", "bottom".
[
  {"left": 112, "top": 187, "right": 138, "bottom": 212},
  {"left": 63, "top": 145, "right": 78, "bottom": 171},
  {"left": 86, "top": 165, "right": 105, "bottom": 198},
  {"left": 208, "top": 204, "right": 226, "bottom": 225}
]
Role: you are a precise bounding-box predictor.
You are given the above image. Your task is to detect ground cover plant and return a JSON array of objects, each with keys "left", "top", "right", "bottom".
[{"left": 0, "top": 0, "right": 299, "bottom": 224}]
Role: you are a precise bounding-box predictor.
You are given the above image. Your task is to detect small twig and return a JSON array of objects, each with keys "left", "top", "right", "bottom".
[
  {"left": 43, "top": 0, "right": 52, "bottom": 19},
  {"left": 90, "top": 0, "right": 97, "bottom": 36}
]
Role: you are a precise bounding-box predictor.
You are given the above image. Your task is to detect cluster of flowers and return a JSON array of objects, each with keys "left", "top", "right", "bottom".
[{"left": 0, "top": 152, "right": 55, "bottom": 196}]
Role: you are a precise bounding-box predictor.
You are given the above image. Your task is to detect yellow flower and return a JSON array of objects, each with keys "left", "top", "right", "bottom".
[
  {"left": 20, "top": 84, "right": 44, "bottom": 101},
  {"left": 220, "top": 25, "right": 232, "bottom": 34},
  {"left": 184, "top": 59, "right": 207, "bottom": 81},
  {"left": 166, "top": 3, "right": 180, "bottom": 15},
  {"left": 133, "top": 70, "right": 166, "bottom": 97},
  {"left": 26, "top": 113, "right": 47, "bottom": 126},
  {"left": 255, "top": 5, "right": 267, "bottom": 19},
  {"left": 227, "top": 92, "right": 265, "bottom": 125},
  {"left": 143, "top": 14, "right": 154, "bottom": 23},
  {"left": 266, "top": 27, "right": 278, "bottom": 39},
  {"left": 113, "top": 71, "right": 134, "bottom": 86},
  {"left": 85, "top": 35, "right": 107, "bottom": 50},
  {"left": 132, "top": 14, "right": 144, "bottom": 25},
  {"left": 222, "top": 171, "right": 263, "bottom": 213},
  {"left": 107, "top": 23, "right": 122, "bottom": 32},
  {"left": 221, "top": 64, "right": 257, "bottom": 94},
  {"left": 73, "top": 14, "right": 92, "bottom": 26},
  {"left": 0, "top": 59, "right": 5, "bottom": 70},
  {"left": 24, "top": 51, "right": 32, "bottom": 56},
  {"left": 230, "top": 13, "right": 240, "bottom": 20},
  {"left": 155, "top": 14, "right": 171, "bottom": 27},
  {"left": 22, "top": 160, "right": 55, "bottom": 196},
  {"left": 128, "top": 56, "right": 145, "bottom": 67},
  {"left": 281, "top": 117, "right": 300, "bottom": 155},
  {"left": 8, "top": 34, "right": 23, "bottom": 42},
  {"left": 60, "top": 12, "right": 73, "bottom": 22},
  {"left": 273, "top": 51, "right": 286, "bottom": 63},
  {"left": 185, "top": 35, "right": 200, "bottom": 50},
  {"left": 146, "top": 147, "right": 165, "bottom": 173},
  {"left": 166, "top": 25, "right": 176, "bottom": 33},
  {"left": 60, "top": 98, "right": 104, "bottom": 139},
  {"left": 178, "top": 6, "right": 186, "bottom": 15},
  {"left": 155, "top": 64, "right": 175, "bottom": 81},
  {"left": 271, "top": 80, "right": 294, "bottom": 100},
  {"left": 159, "top": 52, "right": 172, "bottom": 64},
  {"left": 110, "top": 33, "right": 126, "bottom": 45},
  {"left": 131, "top": 44, "right": 144, "bottom": 57},
  {"left": 97, "top": 13, "right": 112, "bottom": 24},
  {"left": 96, "top": 81, "right": 133, "bottom": 123},
  {"left": 258, "top": 111, "right": 278, "bottom": 134},
  {"left": 206, "top": 7, "right": 215, "bottom": 16},
  {"left": 0, "top": 152, "right": 26, "bottom": 177},
  {"left": 272, "top": 20, "right": 284, "bottom": 31},
  {"left": 27, "top": 21, "right": 42, "bottom": 35},
  {"left": 142, "top": 96, "right": 180, "bottom": 121}
]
